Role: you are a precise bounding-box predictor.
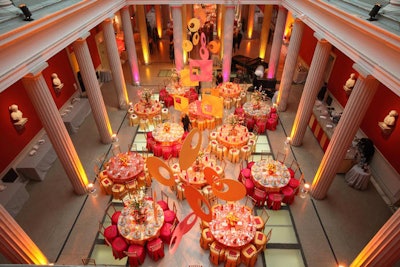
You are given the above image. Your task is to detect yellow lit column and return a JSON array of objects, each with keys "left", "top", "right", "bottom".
[
  {"left": 155, "top": 5, "right": 163, "bottom": 39},
  {"left": 290, "top": 34, "right": 331, "bottom": 146},
  {"left": 217, "top": 4, "right": 223, "bottom": 39},
  {"left": 22, "top": 63, "right": 88, "bottom": 195},
  {"left": 259, "top": 5, "right": 272, "bottom": 60},
  {"left": 277, "top": 18, "right": 305, "bottom": 111},
  {"left": 136, "top": 5, "right": 150, "bottom": 65},
  {"left": 0, "top": 205, "right": 48, "bottom": 264},
  {"left": 311, "top": 65, "right": 379, "bottom": 200},
  {"left": 246, "top": 5, "right": 255, "bottom": 39},
  {"left": 102, "top": 17, "right": 129, "bottom": 109},
  {"left": 266, "top": 5, "right": 287, "bottom": 79},
  {"left": 73, "top": 33, "right": 113, "bottom": 144},
  {"left": 181, "top": 4, "right": 188, "bottom": 64},
  {"left": 222, "top": 4, "right": 235, "bottom": 82},
  {"left": 351, "top": 209, "right": 400, "bottom": 266},
  {"left": 171, "top": 4, "right": 184, "bottom": 71},
  {"left": 121, "top": 6, "right": 140, "bottom": 85},
  {"left": 186, "top": 4, "right": 193, "bottom": 22}
]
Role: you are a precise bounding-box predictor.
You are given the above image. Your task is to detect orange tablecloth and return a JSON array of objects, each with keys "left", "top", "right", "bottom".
[
  {"left": 134, "top": 99, "right": 162, "bottom": 119},
  {"left": 216, "top": 124, "right": 249, "bottom": 149},
  {"left": 152, "top": 122, "right": 184, "bottom": 146},
  {"left": 209, "top": 203, "right": 256, "bottom": 248},
  {"left": 251, "top": 159, "right": 290, "bottom": 192},
  {"left": 117, "top": 200, "right": 164, "bottom": 245},
  {"left": 105, "top": 152, "right": 145, "bottom": 184},
  {"left": 217, "top": 82, "right": 242, "bottom": 99}
]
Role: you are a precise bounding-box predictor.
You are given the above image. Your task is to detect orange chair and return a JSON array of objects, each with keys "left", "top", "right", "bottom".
[
  {"left": 240, "top": 243, "right": 258, "bottom": 267},
  {"left": 209, "top": 241, "right": 226, "bottom": 265},
  {"left": 253, "top": 231, "right": 267, "bottom": 251},
  {"left": 200, "top": 227, "right": 214, "bottom": 250},
  {"left": 225, "top": 248, "right": 241, "bottom": 267}
]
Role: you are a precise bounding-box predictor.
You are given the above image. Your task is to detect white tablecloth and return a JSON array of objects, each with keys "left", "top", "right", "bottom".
[{"left": 345, "top": 165, "right": 371, "bottom": 190}]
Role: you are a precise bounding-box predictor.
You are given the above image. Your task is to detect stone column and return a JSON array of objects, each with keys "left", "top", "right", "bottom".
[
  {"left": 267, "top": 6, "right": 287, "bottom": 79},
  {"left": 22, "top": 63, "right": 88, "bottom": 195},
  {"left": 217, "top": 4, "right": 223, "bottom": 39},
  {"left": 247, "top": 5, "right": 255, "bottom": 39},
  {"left": 259, "top": 5, "right": 273, "bottom": 61},
  {"left": 277, "top": 18, "right": 305, "bottom": 111},
  {"left": 290, "top": 34, "right": 332, "bottom": 146},
  {"left": 311, "top": 64, "right": 379, "bottom": 199},
  {"left": 181, "top": 4, "right": 188, "bottom": 64},
  {"left": 155, "top": 5, "right": 163, "bottom": 39},
  {"left": 171, "top": 4, "right": 184, "bottom": 71},
  {"left": 121, "top": 6, "right": 140, "bottom": 85},
  {"left": 0, "top": 205, "right": 48, "bottom": 264},
  {"left": 73, "top": 33, "right": 113, "bottom": 144},
  {"left": 351, "top": 209, "right": 400, "bottom": 266},
  {"left": 136, "top": 5, "right": 150, "bottom": 65},
  {"left": 102, "top": 17, "right": 129, "bottom": 109},
  {"left": 222, "top": 5, "right": 235, "bottom": 82}
]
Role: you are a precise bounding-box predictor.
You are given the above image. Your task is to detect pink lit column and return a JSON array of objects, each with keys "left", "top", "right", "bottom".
[
  {"left": 73, "top": 33, "right": 113, "bottom": 144},
  {"left": 246, "top": 5, "right": 255, "bottom": 39},
  {"left": 267, "top": 6, "right": 287, "bottom": 79},
  {"left": 0, "top": 205, "right": 48, "bottom": 264},
  {"left": 311, "top": 65, "right": 379, "bottom": 199},
  {"left": 121, "top": 6, "right": 140, "bottom": 85},
  {"left": 351, "top": 209, "right": 400, "bottom": 266},
  {"left": 290, "top": 34, "right": 332, "bottom": 146},
  {"left": 136, "top": 5, "right": 150, "bottom": 65},
  {"left": 102, "top": 17, "right": 129, "bottom": 109},
  {"left": 171, "top": 4, "right": 184, "bottom": 71},
  {"left": 277, "top": 18, "right": 305, "bottom": 111},
  {"left": 221, "top": 4, "right": 235, "bottom": 82},
  {"left": 22, "top": 63, "right": 88, "bottom": 195}
]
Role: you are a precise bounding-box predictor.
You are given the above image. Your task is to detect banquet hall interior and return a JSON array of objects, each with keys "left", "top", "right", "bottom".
[{"left": 1, "top": 1, "right": 400, "bottom": 267}]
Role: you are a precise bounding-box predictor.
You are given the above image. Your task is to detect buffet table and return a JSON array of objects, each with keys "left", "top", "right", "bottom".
[
  {"left": 251, "top": 159, "right": 291, "bottom": 192},
  {"left": 117, "top": 199, "right": 164, "bottom": 245},
  {"left": 16, "top": 135, "right": 57, "bottom": 181},
  {"left": 345, "top": 164, "right": 371, "bottom": 191},
  {"left": 209, "top": 202, "right": 256, "bottom": 248},
  {"left": 105, "top": 152, "right": 145, "bottom": 184},
  {"left": 62, "top": 98, "right": 92, "bottom": 134}
]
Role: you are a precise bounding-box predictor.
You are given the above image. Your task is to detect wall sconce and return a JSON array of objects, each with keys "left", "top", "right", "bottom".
[
  {"left": 9, "top": 104, "right": 28, "bottom": 130},
  {"left": 51, "top": 73, "right": 64, "bottom": 94},
  {"left": 378, "top": 110, "right": 398, "bottom": 135},
  {"left": 367, "top": 3, "right": 382, "bottom": 21},
  {"left": 18, "top": 4, "right": 33, "bottom": 21},
  {"left": 343, "top": 73, "right": 356, "bottom": 95}
]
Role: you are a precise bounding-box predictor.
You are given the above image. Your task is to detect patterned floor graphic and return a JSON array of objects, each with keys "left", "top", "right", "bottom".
[{"left": 88, "top": 108, "right": 306, "bottom": 266}]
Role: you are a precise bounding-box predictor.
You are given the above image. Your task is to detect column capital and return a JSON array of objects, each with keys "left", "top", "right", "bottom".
[
  {"left": 76, "top": 32, "right": 90, "bottom": 42},
  {"left": 24, "top": 62, "right": 48, "bottom": 78},
  {"left": 313, "top": 32, "right": 329, "bottom": 43},
  {"left": 353, "top": 63, "right": 377, "bottom": 80},
  {"left": 170, "top": 4, "right": 182, "bottom": 8}
]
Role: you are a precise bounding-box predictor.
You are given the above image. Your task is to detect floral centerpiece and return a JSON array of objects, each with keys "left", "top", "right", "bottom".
[
  {"left": 225, "top": 114, "right": 243, "bottom": 135},
  {"left": 138, "top": 88, "right": 153, "bottom": 107},
  {"left": 227, "top": 212, "right": 239, "bottom": 227},
  {"left": 130, "top": 187, "right": 147, "bottom": 223},
  {"left": 266, "top": 163, "right": 277, "bottom": 175},
  {"left": 163, "top": 122, "right": 171, "bottom": 133},
  {"left": 251, "top": 90, "right": 265, "bottom": 110}
]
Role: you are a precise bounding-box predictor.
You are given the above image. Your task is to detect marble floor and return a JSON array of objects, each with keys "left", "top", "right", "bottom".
[{"left": 2, "top": 32, "right": 397, "bottom": 267}]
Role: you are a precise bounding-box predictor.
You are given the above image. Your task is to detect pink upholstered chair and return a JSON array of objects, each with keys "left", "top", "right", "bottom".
[
  {"left": 125, "top": 244, "right": 146, "bottom": 267},
  {"left": 160, "top": 218, "right": 178, "bottom": 245},
  {"left": 157, "top": 191, "right": 169, "bottom": 211},
  {"left": 163, "top": 201, "right": 178, "bottom": 224},
  {"left": 111, "top": 236, "right": 128, "bottom": 260},
  {"left": 251, "top": 187, "right": 267, "bottom": 207},
  {"left": 281, "top": 186, "right": 295, "bottom": 205},
  {"left": 146, "top": 238, "right": 165, "bottom": 261},
  {"left": 267, "top": 193, "right": 283, "bottom": 210}
]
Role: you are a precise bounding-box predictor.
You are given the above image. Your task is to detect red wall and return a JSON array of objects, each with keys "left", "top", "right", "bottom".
[
  {"left": 88, "top": 28, "right": 102, "bottom": 69},
  {"left": 299, "top": 24, "right": 400, "bottom": 174}
]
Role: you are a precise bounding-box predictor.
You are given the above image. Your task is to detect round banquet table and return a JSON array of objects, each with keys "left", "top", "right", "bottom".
[
  {"left": 152, "top": 122, "right": 184, "bottom": 146},
  {"left": 176, "top": 154, "right": 218, "bottom": 189},
  {"left": 243, "top": 101, "right": 271, "bottom": 120},
  {"left": 166, "top": 82, "right": 188, "bottom": 96},
  {"left": 134, "top": 99, "right": 162, "bottom": 119},
  {"left": 209, "top": 202, "right": 256, "bottom": 248},
  {"left": 216, "top": 124, "right": 249, "bottom": 149},
  {"left": 217, "top": 82, "right": 242, "bottom": 99},
  {"left": 251, "top": 159, "right": 291, "bottom": 192},
  {"left": 117, "top": 200, "right": 164, "bottom": 245},
  {"left": 105, "top": 152, "right": 145, "bottom": 184}
]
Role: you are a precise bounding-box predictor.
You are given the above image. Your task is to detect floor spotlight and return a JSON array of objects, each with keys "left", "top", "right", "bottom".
[
  {"left": 367, "top": 3, "right": 382, "bottom": 21},
  {"left": 18, "top": 4, "right": 33, "bottom": 21}
]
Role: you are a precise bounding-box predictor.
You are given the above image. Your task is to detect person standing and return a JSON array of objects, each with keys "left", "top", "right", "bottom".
[{"left": 237, "top": 30, "right": 243, "bottom": 50}]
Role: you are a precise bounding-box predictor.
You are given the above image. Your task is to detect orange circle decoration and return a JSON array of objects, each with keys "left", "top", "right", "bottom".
[
  {"left": 192, "top": 32, "right": 200, "bottom": 46},
  {"left": 145, "top": 156, "right": 175, "bottom": 186},
  {"left": 179, "top": 128, "right": 202, "bottom": 171},
  {"left": 182, "top": 40, "right": 193, "bottom": 52},
  {"left": 207, "top": 40, "right": 220, "bottom": 54},
  {"left": 199, "top": 46, "right": 209, "bottom": 60},
  {"left": 203, "top": 166, "right": 223, "bottom": 191},
  {"left": 211, "top": 178, "right": 247, "bottom": 202},
  {"left": 188, "top": 18, "right": 200, "bottom": 33},
  {"left": 200, "top": 32, "right": 207, "bottom": 46},
  {"left": 169, "top": 212, "right": 198, "bottom": 254},
  {"left": 184, "top": 184, "right": 212, "bottom": 222}
]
